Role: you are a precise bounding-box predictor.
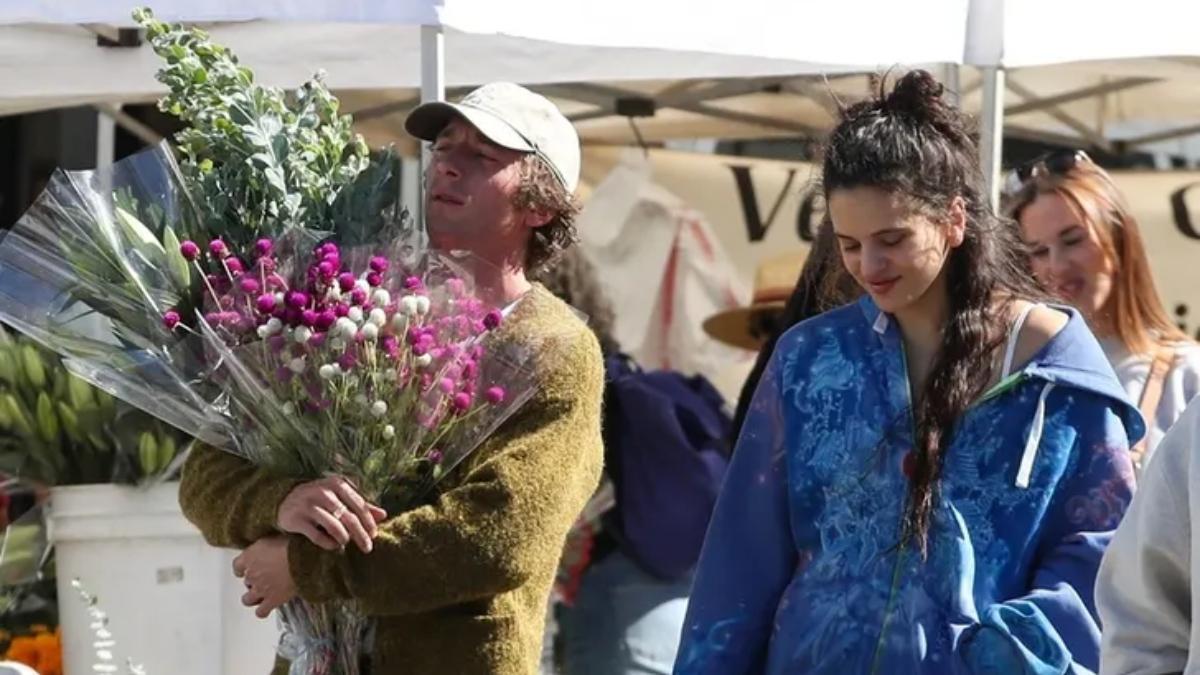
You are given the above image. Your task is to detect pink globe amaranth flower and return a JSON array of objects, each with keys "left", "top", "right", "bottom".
[
  {"left": 236, "top": 316, "right": 256, "bottom": 333},
  {"left": 452, "top": 392, "right": 473, "bottom": 413},
  {"left": 225, "top": 258, "right": 245, "bottom": 275},
  {"left": 254, "top": 238, "right": 274, "bottom": 258},
  {"left": 337, "top": 351, "right": 357, "bottom": 371},
  {"left": 462, "top": 359, "right": 478, "bottom": 379},
  {"left": 179, "top": 240, "right": 201, "bottom": 261},
  {"left": 485, "top": 386, "right": 506, "bottom": 404},
  {"left": 275, "top": 366, "right": 293, "bottom": 383},
  {"left": 256, "top": 256, "right": 278, "bottom": 273},
  {"left": 316, "top": 309, "right": 337, "bottom": 331},
  {"left": 439, "top": 377, "right": 456, "bottom": 394},
  {"left": 206, "top": 274, "right": 230, "bottom": 294},
  {"left": 317, "top": 261, "right": 337, "bottom": 280},
  {"left": 162, "top": 310, "right": 181, "bottom": 329},
  {"left": 284, "top": 307, "right": 303, "bottom": 326},
  {"left": 222, "top": 311, "right": 244, "bottom": 326},
  {"left": 208, "top": 239, "right": 229, "bottom": 258},
  {"left": 240, "top": 277, "right": 261, "bottom": 294},
  {"left": 404, "top": 276, "right": 423, "bottom": 291},
  {"left": 265, "top": 273, "right": 287, "bottom": 290},
  {"left": 286, "top": 291, "right": 309, "bottom": 309},
  {"left": 350, "top": 289, "right": 368, "bottom": 305},
  {"left": 203, "top": 311, "right": 221, "bottom": 325},
  {"left": 446, "top": 278, "right": 466, "bottom": 297},
  {"left": 334, "top": 303, "right": 350, "bottom": 318},
  {"left": 301, "top": 309, "right": 319, "bottom": 327},
  {"left": 256, "top": 294, "right": 276, "bottom": 313},
  {"left": 429, "top": 347, "right": 446, "bottom": 361},
  {"left": 218, "top": 295, "right": 237, "bottom": 310},
  {"left": 482, "top": 309, "right": 503, "bottom": 330},
  {"left": 369, "top": 256, "right": 389, "bottom": 273},
  {"left": 366, "top": 272, "right": 383, "bottom": 287},
  {"left": 381, "top": 335, "right": 400, "bottom": 358},
  {"left": 337, "top": 272, "right": 357, "bottom": 292},
  {"left": 319, "top": 242, "right": 339, "bottom": 258},
  {"left": 426, "top": 449, "right": 444, "bottom": 464},
  {"left": 308, "top": 332, "right": 327, "bottom": 348},
  {"left": 411, "top": 341, "right": 429, "bottom": 356}
]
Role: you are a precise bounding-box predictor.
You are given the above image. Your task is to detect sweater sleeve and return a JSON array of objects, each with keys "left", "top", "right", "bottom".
[
  {"left": 1096, "top": 400, "right": 1198, "bottom": 675},
  {"left": 286, "top": 327, "right": 605, "bottom": 616},
  {"left": 957, "top": 392, "right": 1137, "bottom": 674},
  {"left": 178, "top": 442, "right": 303, "bottom": 549},
  {"left": 674, "top": 340, "right": 796, "bottom": 674}
]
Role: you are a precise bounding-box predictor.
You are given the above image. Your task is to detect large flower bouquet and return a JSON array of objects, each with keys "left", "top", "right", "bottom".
[{"left": 0, "top": 9, "right": 549, "bottom": 674}]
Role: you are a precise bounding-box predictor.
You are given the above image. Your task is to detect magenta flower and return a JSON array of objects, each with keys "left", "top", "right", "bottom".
[
  {"left": 439, "top": 377, "right": 456, "bottom": 394},
  {"left": 179, "top": 240, "right": 201, "bottom": 261},
  {"left": 254, "top": 238, "right": 273, "bottom": 258},
  {"left": 265, "top": 273, "right": 287, "bottom": 290},
  {"left": 369, "top": 256, "right": 389, "bottom": 273},
  {"left": 337, "top": 351, "right": 357, "bottom": 372},
  {"left": 256, "top": 257, "right": 277, "bottom": 273},
  {"left": 404, "top": 276, "right": 423, "bottom": 291},
  {"left": 256, "top": 294, "right": 276, "bottom": 313},
  {"left": 483, "top": 309, "right": 503, "bottom": 330},
  {"left": 446, "top": 278, "right": 465, "bottom": 297},
  {"left": 208, "top": 239, "right": 229, "bottom": 258},
  {"left": 317, "top": 261, "right": 337, "bottom": 280},
  {"left": 350, "top": 289, "right": 368, "bottom": 305},
  {"left": 240, "top": 277, "right": 260, "bottom": 294},
  {"left": 301, "top": 309, "right": 319, "bottom": 327},
  {"left": 337, "top": 272, "right": 356, "bottom": 292},
  {"left": 366, "top": 272, "right": 383, "bottom": 287},
  {"left": 427, "top": 449, "right": 444, "bottom": 464},
  {"left": 381, "top": 335, "right": 400, "bottom": 358},
  {"left": 452, "top": 392, "right": 473, "bottom": 413},
  {"left": 285, "top": 291, "right": 309, "bottom": 309},
  {"left": 225, "top": 258, "right": 245, "bottom": 275},
  {"left": 309, "top": 332, "right": 327, "bottom": 348},
  {"left": 485, "top": 386, "right": 506, "bottom": 404},
  {"left": 334, "top": 303, "right": 350, "bottom": 318},
  {"left": 462, "top": 359, "right": 479, "bottom": 379},
  {"left": 162, "top": 310, "right": 181, "bottom": 329},
  {"left": 319, "top": 242, "right": 339, "bottom": 258},
  {"left": 316, "top": 309, "right": 337, "bottom": 331},
  {"left": 275, "top": 366, "right": 293, "bottom": 383},
  {"left": 203, "top": 311, "right": 221, "bottom": 325}
]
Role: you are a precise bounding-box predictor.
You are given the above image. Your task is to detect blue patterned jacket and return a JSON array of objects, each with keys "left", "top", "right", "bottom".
[{"left": 675, "top": 297, "right": 1142, "bottom": 675}]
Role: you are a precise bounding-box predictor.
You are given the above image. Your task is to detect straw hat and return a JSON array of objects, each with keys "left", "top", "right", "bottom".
[{"left": 703, "top": 251, "right": 807, "bottom": 351}]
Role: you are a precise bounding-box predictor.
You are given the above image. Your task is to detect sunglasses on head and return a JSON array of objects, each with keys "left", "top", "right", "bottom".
[{"left": 1012, "top": 149, "right": 1093, "bottom": 184}]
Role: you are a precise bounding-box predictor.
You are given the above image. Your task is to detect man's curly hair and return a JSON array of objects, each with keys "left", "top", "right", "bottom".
[{"left": 514, "top": 154, "right": 581, "bottom": 274}]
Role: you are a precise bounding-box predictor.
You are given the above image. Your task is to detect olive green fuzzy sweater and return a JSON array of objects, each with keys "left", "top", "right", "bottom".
[{"left": 178, "top": 284, "right": 605, "bottom": 674}]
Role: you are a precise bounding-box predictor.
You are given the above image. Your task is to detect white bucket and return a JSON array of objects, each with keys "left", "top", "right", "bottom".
[{"left": 49, "top": 483, "right": 280, "bottom": 675}]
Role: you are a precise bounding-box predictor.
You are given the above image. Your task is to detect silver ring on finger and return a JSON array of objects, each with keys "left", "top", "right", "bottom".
[{"left": 331, "top": 505, "right": 348, "bottom": 520}]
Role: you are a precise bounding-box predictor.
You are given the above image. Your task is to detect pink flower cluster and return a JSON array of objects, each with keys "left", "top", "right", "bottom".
[{"left": 163, "top": 236, "right": 509, "bottom": 466}]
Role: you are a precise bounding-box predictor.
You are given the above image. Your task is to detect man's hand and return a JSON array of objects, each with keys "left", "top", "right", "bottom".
[
  {"left": 233, "top": 536, "right": 297, "bottom": 619},
  {"left": 276, "top": 476, "right": 387, "bottom": 553}
]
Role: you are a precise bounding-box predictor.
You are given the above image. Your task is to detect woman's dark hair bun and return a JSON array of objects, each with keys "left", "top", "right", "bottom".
[{"left": 884, "top": 69, "right": 947, "bottom": 122}]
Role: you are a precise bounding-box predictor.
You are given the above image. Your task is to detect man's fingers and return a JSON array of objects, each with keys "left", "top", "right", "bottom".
[
  {"left": 298, "top": 522, "right": 340, "bottom": 551},
  {"left": 232, "top": 554, "right": 246, "bottom": 578},
  {"left": 341, "top": 510, "right": 373, "bottom": 554},
  {"left": 241, "top": 590, "right": 263, "bottom": 607},
  {"left": 335, "top": 481, "right": 376, "bottom": 539},
  {"left": 255, "top": 602, "right": 275, "bottom": 619},
  {"left": 367, "top": 504, "right": 388, "bottom": 523},
  {"left": 312, "top": 507, "right": 352, "bottom": 549}
]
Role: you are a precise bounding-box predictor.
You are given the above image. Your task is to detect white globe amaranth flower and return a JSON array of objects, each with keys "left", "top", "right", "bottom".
[
  {"left": 392, "top": 313, "right": 409, "bottom": 332},
  {"left": 382, "top": 424, "right": 396, "bottom": 439},
  {"left": 265, "top": 317, "right": 283, "bottom": 335},
  {"left": 281, "top": 402, "right": 296, "bottom": 415},
  {"left": 325, "top": 286, "right": 342, "bottom": 301},
  {"left": 293, "top": 326, "right": 313, "bottom": 344},
  {"left": 361, "top": 323, "right": 380, "bottom": 341},
  {"left": 355, "top": 393, "right": 369, "bottom": 407},
  {"left": 368, "top": 308, "right": 388, "bottom": 327},
  {"left": 372, "top": 289, "right": 391, "bottom": 307},
  {"left": 382, "top": 369, "right": 398, "bottom": 382},
  {"left": 256, "top": 325, "right": 271, "bottom": 339},
  {"left": 400, "top": 295, "right": 419, "bottom": 316},
  {"left": 355, "top": 279, "right": 371, "bottom": 293},
  {"left": 318, "top": 364, "right": 338, "bottom": 380},
  {"left": 287, "top": 356, "right": 307, "bottom": 374},
  {"left": 415, "top": 296, "right": 431, "bottom": 315},
  {"left": 348, "top": 306, "right": 365, "bottom": 324},
  {"left": 274, "top": 291, "right": 285, "bottom": 306},
  {"left": 415, "top": 353, "right": 433, "bottom": 368},
  {"left": 370, "top": 400, "right": 388, "bottom": 417},
  {"left": 329, "top": 337, "right": 346, "bottom": 352}
]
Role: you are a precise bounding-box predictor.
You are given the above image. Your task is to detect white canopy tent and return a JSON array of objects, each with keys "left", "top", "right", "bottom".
[{"left": 6, "top": 0, "right": 1200, "bottom": 198}]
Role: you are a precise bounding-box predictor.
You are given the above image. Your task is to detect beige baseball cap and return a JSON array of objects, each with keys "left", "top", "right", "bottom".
[{"left": 405, "top": 82, "right": 581, "bottom": 193}]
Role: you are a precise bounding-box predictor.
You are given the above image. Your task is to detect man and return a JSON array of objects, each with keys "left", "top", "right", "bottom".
[
  {"left": 179, "top": 82, "right": 605, "bottom": 674},
  {"left": 1097, "top": 396, "right": 1200, "bottom": 674}
]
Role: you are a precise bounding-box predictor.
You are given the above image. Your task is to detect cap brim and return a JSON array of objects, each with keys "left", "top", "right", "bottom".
[
  {"left": 405, "top": 102, "right": 534, "bottom": 153},
  {"left": 702, "top": 302, "right": 786, "bottom": 352}
]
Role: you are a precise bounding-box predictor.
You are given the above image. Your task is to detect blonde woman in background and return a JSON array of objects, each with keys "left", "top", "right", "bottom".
[{"left": 1009, "top": 150, "right": 1200, "bottom": 474}]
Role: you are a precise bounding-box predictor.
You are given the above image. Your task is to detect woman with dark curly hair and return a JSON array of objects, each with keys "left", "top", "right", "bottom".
[{"left": 675, "top": 71, "right": 1143, "bottom": 674}]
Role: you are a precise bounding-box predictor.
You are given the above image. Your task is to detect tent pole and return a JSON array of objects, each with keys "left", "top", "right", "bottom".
[
  {"left": 414, "top": 24, "right": 445, "bottom": 225},
  {"left": 979, "top": 66, "right": 1005, "bottom": 212}
]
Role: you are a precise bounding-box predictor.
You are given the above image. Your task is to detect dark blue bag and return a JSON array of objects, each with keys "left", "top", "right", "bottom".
[{"left": 602, "top": 353, "right": 731, "bottom": 581}]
